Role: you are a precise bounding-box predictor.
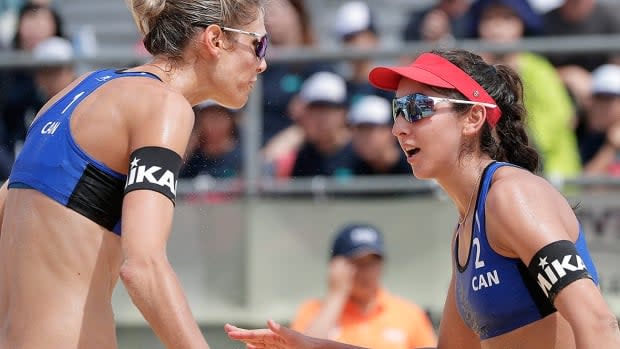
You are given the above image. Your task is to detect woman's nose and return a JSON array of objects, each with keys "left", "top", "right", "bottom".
[
  {"left": 392, "top": 115, "right": 410, "bottom": 138},
  {"left": 257, "top": 58, "right": 267, "bottom": 73}
]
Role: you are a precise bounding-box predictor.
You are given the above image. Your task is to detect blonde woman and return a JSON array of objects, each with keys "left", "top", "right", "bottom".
[{"left": 0, "top": 0, "right": 267, "bottom": 348}]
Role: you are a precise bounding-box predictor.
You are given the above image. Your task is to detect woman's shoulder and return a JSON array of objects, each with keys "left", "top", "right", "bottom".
[
  {"left": 484, "top": 164, "right": 578, "bottom": 256},
  {"left": 488, "top": 165, "right": 558, "bottom": 205},
  {"left": 486, "top": 164, "right": 569, "bottom": 218},
  {"left": 110, "top": 75, "right": 192, "bottom": 119},
  {"left": 491, "top": 163, "right": 552, "bottom": 190}
]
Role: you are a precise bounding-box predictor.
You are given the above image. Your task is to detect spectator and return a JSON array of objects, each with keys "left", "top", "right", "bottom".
[
  {"left": 260, "top": 0, "right": 334, "bottom": 144},
  {"left": 467, "top": 0, "right": 544, "bottom": 38},
  {"left": 401, "top": 0, "right": 473, "bottom": 43},
  {"left": 348, "top": 95, "right": 410, "bottom": 176},
  {"left": 31, "top": 36, "right": 76, "bottom": 100},
  {"left": 1, "top": 2, "right": 65, "bottom": 159},
  {"left": 11, "top": 2, "right": 63, "bottom": 51},
  {"left": 470, "top": 0, "right": 582, "bottom": 179},
  {"left": 0, "top": 0, "right": 54, "bottom": 48},
  {"left": 543, "top": 0, "right": 620, "bottom": 72},
  {"left": 180, "top": 101, "right": 242, "bottom": 179},
  {"left": 332, "top": 1, "right": 392, "bottom": 104},
  {"left": 560, "top": 64, "right": 593, "bottom": 131},
  {"left": 290, "top": 223, "right": 437, "bottom": 349},
  {"left": 290, "top": 71, "right": 355, "bottom": 178},
  {"left": 579, "top": 64, "right": 620, "bottom": 176}
]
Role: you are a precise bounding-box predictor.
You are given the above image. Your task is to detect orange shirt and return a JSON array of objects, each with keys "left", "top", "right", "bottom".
[{"left": 291, "top": 289, "right": 437, "bottom": 349}]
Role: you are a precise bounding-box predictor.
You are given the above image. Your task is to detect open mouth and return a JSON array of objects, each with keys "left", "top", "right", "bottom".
[{"left": 405, "top": 148, "right": 420, "bottom": 157}]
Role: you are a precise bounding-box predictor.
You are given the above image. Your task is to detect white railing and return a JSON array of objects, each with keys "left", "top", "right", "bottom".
[{"left": 3, "top": 34, "right": 620, "bottom": 196}]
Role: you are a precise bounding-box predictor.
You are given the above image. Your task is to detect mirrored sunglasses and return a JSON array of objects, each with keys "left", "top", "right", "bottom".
[{"left": 392, "top": 93, "right": 497, "bottom": 123}]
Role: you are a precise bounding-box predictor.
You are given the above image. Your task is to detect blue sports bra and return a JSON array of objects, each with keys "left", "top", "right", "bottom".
[
  {"left": 454, "top": 161, "right": 599, "bottom": 339},
  {"left": 8, "top": 69, "right": 162, "bottom": 235}
]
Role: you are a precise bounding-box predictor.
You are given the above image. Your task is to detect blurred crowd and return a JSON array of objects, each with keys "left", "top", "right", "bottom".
[{"left": 1, "top": 0, "right": 620, "bottom": 184}]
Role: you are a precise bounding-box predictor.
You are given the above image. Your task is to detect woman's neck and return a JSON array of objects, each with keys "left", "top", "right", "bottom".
[
  {"left": 137, "top": 56, "right": 213, "bottom": 106},
  {"left": 436, "top": 157, "right": 494, "bottom": 220}
]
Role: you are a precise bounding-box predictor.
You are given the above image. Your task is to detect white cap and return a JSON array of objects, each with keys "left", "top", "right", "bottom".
[
  {"left": 334, "top": 1, "right": 375, "bottom": 40},
  {"left": 299, "top": 71, "right": 347, "bottom": 106},
  {"left": 348, "top": 95, "right": 391, "bottom": 126},
  {"left": 592, "top": 64, "right": 620, "bottom": 96},
  {"left": 32, "top": 36, "right": 74, "bottom": 64}
]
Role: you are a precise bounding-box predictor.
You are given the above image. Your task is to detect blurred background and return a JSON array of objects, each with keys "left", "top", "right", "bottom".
[{"left": 1, "top": 0, "right": 620, "bottom": 348}]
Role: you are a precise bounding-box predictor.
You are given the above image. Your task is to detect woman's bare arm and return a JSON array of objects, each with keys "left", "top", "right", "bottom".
[
  {"left": 120, "top": 92, "right": 209, "bottom": 349},
  {"left": 487, "top": 172, "right": 620, "bottom": 348}
]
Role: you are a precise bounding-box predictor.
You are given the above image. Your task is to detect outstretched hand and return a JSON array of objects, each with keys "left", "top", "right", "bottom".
[{"left": 225, "top": 320, "right": 311, "bottom": 349}]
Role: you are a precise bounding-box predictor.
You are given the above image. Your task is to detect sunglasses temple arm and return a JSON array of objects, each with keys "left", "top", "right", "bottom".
[{"left": 444, "top": 98, "right": 497, "bottom": 109}]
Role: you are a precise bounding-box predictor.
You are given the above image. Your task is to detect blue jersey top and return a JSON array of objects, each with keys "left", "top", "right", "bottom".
[
  {"left": 454, "top": 161, "right": 599, "bottom": 339},
  {"left": 8, "top": 69, "right": 162, "bottom": 235}
]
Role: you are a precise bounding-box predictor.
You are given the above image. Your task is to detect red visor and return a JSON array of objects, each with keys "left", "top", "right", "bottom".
[{"left": 368, "top": 53, "right": 502, "bottom": 127}]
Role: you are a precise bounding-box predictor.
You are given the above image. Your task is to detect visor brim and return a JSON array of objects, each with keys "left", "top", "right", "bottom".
[{"left": 369, "top": 66, "right": 456, "bottom": 92}]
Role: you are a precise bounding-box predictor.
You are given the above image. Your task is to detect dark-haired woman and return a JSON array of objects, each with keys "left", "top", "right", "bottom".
[{"left": 226, "top": 48, "right": 620, "bottom": 349}]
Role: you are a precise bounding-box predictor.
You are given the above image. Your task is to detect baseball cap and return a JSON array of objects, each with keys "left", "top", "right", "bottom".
[
  {"left": 334, "top": 1, "right": 377, "bottom": 41},
  {"left": 331, "top": 223, "right": 385, "bottom": 259},
  {"left": 348, "top": 95, "right": 391, "bottom": 126},
  {"left": 591, "top": 64, "right": 620, "bottom": 97},
  {"left": 368, "top": 52, "right": 502, "bottom": 127},
  {"left": 32, "top": 36, "right": 74, "bottom": 64},
  {"left": 299, "top": 71, "right": 348, "bottom": 107}
]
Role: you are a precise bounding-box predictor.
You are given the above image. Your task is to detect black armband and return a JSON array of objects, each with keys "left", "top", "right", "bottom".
[
  {"left": 124, "top": 146, "right": 182, "bottom": 204},
  {"left": 528, "top": 240, "right": 593, "bottom": 303}
]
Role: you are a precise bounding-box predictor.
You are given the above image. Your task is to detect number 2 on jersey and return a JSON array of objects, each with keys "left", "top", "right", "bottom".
[{"left": 472, "top": 237, "right": 485, "bottom": 269}]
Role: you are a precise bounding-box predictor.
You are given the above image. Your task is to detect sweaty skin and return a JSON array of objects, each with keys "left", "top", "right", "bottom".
[
  {"left": 445, "top": 166, "right": 580, "bottom": 349},
  {"left": 0, "top": 75, "right": 127, "bottom": 348},
  {"left": 398, "top": 80, "right": 619, "bottom": 349},
  {"left": 0, "top": 73, "right": 191, "bottom": 348},
  {"left": 224, "top": 76, "right": 620, "bottom": 349},
  {"left": 1, "top": 7, "right": 268, "bottom": 347}
]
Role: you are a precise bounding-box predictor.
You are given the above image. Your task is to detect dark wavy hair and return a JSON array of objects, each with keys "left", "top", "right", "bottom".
[{"left": 430, "top": 48, "right": 540, "bottom": 173}]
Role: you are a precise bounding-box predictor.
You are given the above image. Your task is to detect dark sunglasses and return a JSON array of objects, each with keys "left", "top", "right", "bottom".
[
  {"left": 221, "top": 26, "right": 269, "bottom": 59},
  {"left": 392, "top": 93, "right": 497, "bottom": 123}
]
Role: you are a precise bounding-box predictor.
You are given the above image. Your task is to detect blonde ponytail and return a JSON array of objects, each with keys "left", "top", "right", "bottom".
[
  {"left": 127, "top": 0, "right": 167, "bottom": 36},
  {"left": 129, "top": 0, "right": 264, "bottom": 59}
]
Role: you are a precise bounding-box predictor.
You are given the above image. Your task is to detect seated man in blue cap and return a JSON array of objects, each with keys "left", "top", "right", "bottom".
[{"left": 290, "top": 223, "right": 436, "bottom": 349}]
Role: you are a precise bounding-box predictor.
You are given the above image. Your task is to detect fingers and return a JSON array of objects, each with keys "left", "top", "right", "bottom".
[
  {"left": 268, "top": 320, "right": 300, "bottom": 345},
  {"left": 224, "top": 323, "right": 248, "bottom": 334},
  {"left": 328, "top": 258, "right": 356, "bottom": 294},
  {"left": 245, "top": 343, "right": 270, "bottom": 349},
  {"left": 227, "top": 328, "right": 274, "bottom": 340},
  {"left": 225, "top": 321, "right": 292, "bottom": 349},
  {"left": 267, "top": 319, "right": 281, "bottom": 333}
]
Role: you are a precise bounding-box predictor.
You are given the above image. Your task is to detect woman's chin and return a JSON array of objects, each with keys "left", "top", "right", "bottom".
[
  {"left": 410, "top": 166, "right": 431, "bottom": 180},
  {"left": 211, "top": 96, "right": 246, "bottom": 110}
]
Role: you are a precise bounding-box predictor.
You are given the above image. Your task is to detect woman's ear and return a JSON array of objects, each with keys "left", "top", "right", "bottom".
[
  {"left": 462, "top": 105, "right": 487, "bottom": 136},
  {"left": 198, "top": 24, "right": 223, "bottom": 57}
]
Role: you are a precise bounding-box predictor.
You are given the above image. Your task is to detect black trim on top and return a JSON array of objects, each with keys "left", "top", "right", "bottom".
[
  {"left": 66, "top": 164, "right": 125, "bottom": 232},
  {"left": 114, "top": 68, "right": 163, "bottom": 81},
  {"left": 456, "top": 161, "right": 497, "bottom": 273}
]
